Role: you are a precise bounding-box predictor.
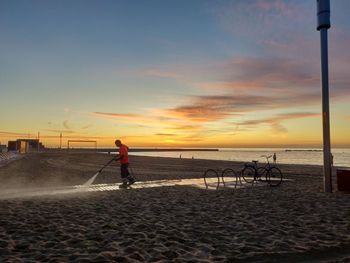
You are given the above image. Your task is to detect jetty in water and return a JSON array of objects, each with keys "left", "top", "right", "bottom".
[{"left": 45, "top": 148, "right": 219, "bottom": 154}]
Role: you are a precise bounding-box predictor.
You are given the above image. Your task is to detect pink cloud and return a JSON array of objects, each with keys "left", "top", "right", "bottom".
[
  {"left": 235, "top": 112, "right": 320, "bottom": 133},
  {"left": 237, "top": 112, "right": 319, "bottom": 126},
  {"left": 162, "top": 91, "right": 323, "bottom": 126}
]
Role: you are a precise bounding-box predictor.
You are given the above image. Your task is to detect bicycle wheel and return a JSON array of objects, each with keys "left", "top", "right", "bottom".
[
  {"left": 257, "top": 167, "right": 268, "bottom": 182},
  {"left": 203, "top": 169, "right": 219, "bottom": 189},
  {"left": 267, "top": 167, "right": 283, "bottom": 187},
  {"left": 221, "top": 168, "right": 238, "bottom": 188},
  {"left": 241, "top": 165, "right": 256, "bottom": 184}
]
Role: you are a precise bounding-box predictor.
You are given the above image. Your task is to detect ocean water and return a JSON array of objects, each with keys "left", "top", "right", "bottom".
[{"left": 129, "top": 148, "right": 350, "bottom": 168}]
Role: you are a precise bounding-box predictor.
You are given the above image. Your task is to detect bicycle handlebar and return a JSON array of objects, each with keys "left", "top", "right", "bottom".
[{"left": 261, "top": 155, "right": 272, "bottom": 160}]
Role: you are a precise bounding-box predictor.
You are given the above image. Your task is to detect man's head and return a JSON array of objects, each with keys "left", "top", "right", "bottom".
[{"left": 115, "top": 139, "right": 122, "bottom": 147}]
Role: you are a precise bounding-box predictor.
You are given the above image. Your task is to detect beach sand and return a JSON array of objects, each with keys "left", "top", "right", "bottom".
[{"left": 0, "top": 152, "right": 350, "bottom": 262}]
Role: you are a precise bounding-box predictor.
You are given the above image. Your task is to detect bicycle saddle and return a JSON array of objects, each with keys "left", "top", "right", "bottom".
[{"left": 252, "top": 160, "right": 258, "bottom": 164}]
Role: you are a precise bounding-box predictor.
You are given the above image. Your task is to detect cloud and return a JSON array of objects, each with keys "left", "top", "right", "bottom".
[
  {"left": 212, "top": 0, "right": 311, "bottom": 43},
  {"left": 142, "top": 46, "right": 350, "bottom": 126},
  {"left": 92, "top": 112, "right": 141, "bottom": 119},
  {"left": 223, "top": 57, "right": 318, "bottom": 87},
  {"left": 92, "top": 110, "right": 194, "bottom": 129},
  {"left": 166, "top": 124, "right": 202, "bottom": 131},
  {"left": 89, "top": 35, "right": 350, "bottom": 137},
  {"left": 63, "top": 120, "right": 70, "bottom": 129},
  {"left": 62, "top": 135, "right": 112, "bottom": 139},
  {"left": 165, "top": 104, "right": 232, "bottom": 122},
  {"left": 0, "top": 131, "right": 35, "bottom": 137},
  {"left": 91, "top": 111, "right": 160, "bottom": 127},
  {"left": 236, "top": 112, "right": 318, "bottom": 126},
  {"left": 143, "top": 69, "right": 180, "bottom": 79},
  {"left": 194, "top": 81, "right": 262, "bottom": 93},
  {"left": 81, "top": 124, "right": 92, "bottom": 130},
  {"left": 46, "top": 129, "right": 77, "bottom": 134},
  {"left": 234, "top": 112, "right": 319, "bottom": 133},
  {"left": 91, "top": 111, "right": 166, "bottom": 126},
  {"left": 90, "top": 109, "right": 208, "bottom": 138},
  {"left": 155, "top": 133, "right": 177, "bottom": 136},
  {"left": 271, "top": 123, "right": 288, "bottom": 133},
  {"left": 0, "top": 130, "right": 111, "bottom": 140},
  {"left": 141, "top": 55, "right": 322, "bottom": 95},
  {"left": 164, "top": 92, "right": 322, "bottom": 124}
]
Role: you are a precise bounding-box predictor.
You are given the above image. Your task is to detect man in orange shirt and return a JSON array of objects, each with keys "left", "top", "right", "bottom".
[{"left": 115, "top": 139, "right": 135, "bottom": 189}]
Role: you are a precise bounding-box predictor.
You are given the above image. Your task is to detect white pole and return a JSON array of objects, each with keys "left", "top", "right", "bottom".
[
  {"left": 317, "top": 0, "right": 332, "bottom": 193},
  {"left": 37, "top": 132, "right": 40, "bottom": 152},
  {"left": 60, "top": 132, "right": 62, "bottom": 149}
]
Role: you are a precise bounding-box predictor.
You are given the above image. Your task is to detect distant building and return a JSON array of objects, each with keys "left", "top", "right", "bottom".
[
  {"left": 7, "top": 141, "right": 17, "bottom": 151},
  {"left": 0, "top": 144, "right": 7, "bottom": 153},
  {"left": 7, "top": 139, "right": 44, "bottom": 153}
]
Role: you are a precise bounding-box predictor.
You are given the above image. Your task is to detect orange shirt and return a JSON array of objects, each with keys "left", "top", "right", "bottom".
[{"left": 118, "top": 144, "right": 129, "bottom": 164}]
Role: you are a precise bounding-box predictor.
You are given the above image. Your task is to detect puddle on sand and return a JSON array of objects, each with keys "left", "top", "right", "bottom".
[
  {"left": 0, "top": 177, "right": 272, "bottom": 200},
  {"left": 0, "top": 178, "right": 208, "bottom": 199}
]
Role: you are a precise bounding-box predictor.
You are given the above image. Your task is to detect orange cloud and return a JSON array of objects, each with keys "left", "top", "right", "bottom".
[
  {"left": 0, "top": 131, "right": 36, "bottom": 137},
  {"left": 46, "top": 129, "right": 77, "bottom": 134},
  {"left": 92, "top": 112, "right": 142, "bottom": 119},
  {"left": 163, "top": 93, "right": 320, "bottom": 125},
  {"left": 155, "top": 133, "right": 177, "bottom": 136}
]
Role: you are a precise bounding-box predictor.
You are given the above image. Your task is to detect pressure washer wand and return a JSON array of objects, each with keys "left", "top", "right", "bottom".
[{"left": 98, "top": 157, "right": 116, "bottom": 173}]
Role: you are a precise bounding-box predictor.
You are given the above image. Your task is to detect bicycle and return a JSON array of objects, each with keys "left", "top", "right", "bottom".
[
  {"left": 262, "top": 155, "right": 283, "bottom": 187},
  {"left": 241, "top": 155, "right": 283, "bottom": 187},
  {"left": 241, "top": 159, "right": 267, "bottom": 185}
]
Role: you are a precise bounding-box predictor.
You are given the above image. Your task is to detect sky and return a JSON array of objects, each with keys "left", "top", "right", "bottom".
[{"left": 1, "top": 0, "right": 350, "bottom": 148}]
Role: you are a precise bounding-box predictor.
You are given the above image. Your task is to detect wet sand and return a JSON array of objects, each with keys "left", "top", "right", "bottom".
[{"left": 0, "top": 152, "right": 350, "bottom": 262}]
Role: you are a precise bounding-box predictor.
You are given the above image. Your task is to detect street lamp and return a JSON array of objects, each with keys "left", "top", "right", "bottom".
[{"left": 317, "top": 0, "right": 332, "bottom": 192}]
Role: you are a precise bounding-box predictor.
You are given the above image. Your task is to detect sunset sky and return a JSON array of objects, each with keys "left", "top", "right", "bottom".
[{"left": 1, "top": 0, "right": 350, "bottom": 148}]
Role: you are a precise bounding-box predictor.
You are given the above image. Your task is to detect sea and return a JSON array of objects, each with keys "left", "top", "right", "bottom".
[{"left": 129, "top": 148, "right": 350, "bottom": 168}]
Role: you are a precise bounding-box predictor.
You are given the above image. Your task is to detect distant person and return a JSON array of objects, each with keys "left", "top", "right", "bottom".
[
  {"left": 180, "top": 154, "right": 182, "bottom": 159},
  {"left": 273, "top": 153, "right": 277, "bottom": 164},
  {"left": 331, "top": 153, "right": 334, "bottom": 166},
  {"left": 114, "top": 139, "right": 135, "bottom": 189}
]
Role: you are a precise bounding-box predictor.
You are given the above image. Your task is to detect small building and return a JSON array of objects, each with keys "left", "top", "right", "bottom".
[
  {"left": 7, "top": 141, "right": 17, "bottom": 151},
  {"left": 0, "top": 144, "right": 7, "bottom": 153},
  {"left": 7, "top": 139, "right": 45, "bottom": 153}
]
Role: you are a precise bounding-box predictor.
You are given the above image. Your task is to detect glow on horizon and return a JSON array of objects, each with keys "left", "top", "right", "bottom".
[{"left": 1, "top": 0, "right": 350, "bottom": 148}]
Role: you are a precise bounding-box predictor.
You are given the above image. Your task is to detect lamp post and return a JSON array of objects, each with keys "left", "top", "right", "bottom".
[{"left": 317, "top": 0, "right": 332, "bottom": 193}]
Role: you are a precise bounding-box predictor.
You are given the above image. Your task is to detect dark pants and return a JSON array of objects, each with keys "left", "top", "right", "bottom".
[
  {"left": 120, "top": 163, "right": 132, "bottom": 183},
  {"left": 120, "top": 163, "right": 130, "bottom": 178}
]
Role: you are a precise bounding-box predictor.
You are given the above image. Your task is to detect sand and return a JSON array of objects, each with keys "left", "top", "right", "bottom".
[{"left": 0, "top": 152, "right": 350, "bottom": 262}]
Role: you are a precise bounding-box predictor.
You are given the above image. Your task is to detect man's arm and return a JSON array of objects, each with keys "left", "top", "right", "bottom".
[{"left": 114, "top": 154, "right": 124, "bottom": 161}]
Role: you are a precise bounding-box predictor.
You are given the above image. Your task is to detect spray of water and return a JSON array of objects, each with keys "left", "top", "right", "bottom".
[{"left": 83, "top": 172, "right": 100, "bottom": 186}]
